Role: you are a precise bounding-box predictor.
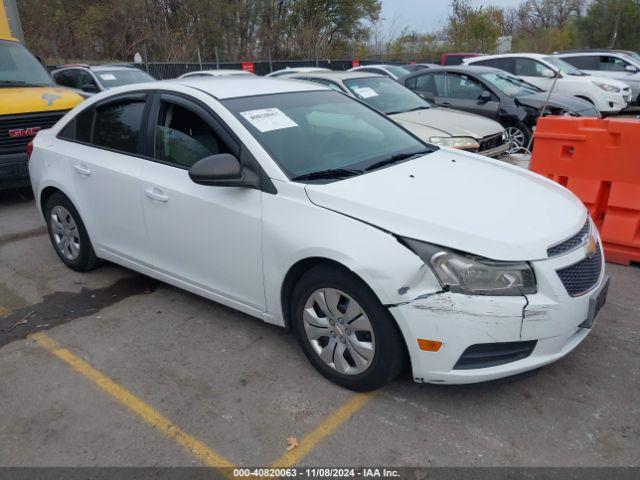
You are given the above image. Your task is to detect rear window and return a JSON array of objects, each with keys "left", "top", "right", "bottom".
[{"left": 92, "top": 99, "right": 146, "bottom": 154}]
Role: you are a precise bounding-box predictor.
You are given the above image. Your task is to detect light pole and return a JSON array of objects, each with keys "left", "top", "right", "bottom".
[{"left": 1, "top": 0, "right": 25, "bottom": 43}]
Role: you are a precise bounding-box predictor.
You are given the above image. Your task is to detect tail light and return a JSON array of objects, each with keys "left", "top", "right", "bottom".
[{"left": 26, "top": 141, "right": 34, "bottom": 160}]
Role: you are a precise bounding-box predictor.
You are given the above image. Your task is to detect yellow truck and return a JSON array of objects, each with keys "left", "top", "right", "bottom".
[{"left": 1, "top": 2, "right": 83, "bottom": 188}]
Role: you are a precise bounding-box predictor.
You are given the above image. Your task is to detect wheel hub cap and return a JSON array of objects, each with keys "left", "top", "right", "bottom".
[
  {"left": 302, "top": 288, "right": 376, "bottom": 375},
  {"left": 51, "top": 206, "right": 80, "bottom": 261}
]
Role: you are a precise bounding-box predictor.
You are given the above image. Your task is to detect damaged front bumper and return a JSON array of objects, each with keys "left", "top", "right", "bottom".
[{"left": 389, "top": 243, "right": 607, "bottom": 385}]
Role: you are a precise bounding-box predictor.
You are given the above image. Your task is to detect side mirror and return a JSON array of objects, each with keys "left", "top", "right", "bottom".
[
  {"left": 542, "top": 68, "right": 557, "bottom": 79},
  {"left": 625, "top": 65, "right": 638, "bottom": 73},
  {"left": 189, "top": 153, "right": 257, "bottom": 187},
  {"left": 478, "top": 90, "right": 492, "bottom": 103},
  {"left": 81, "top": 83, "right": 99, "bottom": 93}
]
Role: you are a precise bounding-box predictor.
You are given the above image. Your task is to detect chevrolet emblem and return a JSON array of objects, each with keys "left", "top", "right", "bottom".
[{"left": 585, "top": 235, "right": 598, "bottom": 258}]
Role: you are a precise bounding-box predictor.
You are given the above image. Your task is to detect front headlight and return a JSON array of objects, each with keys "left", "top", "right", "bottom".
[
  {"left": 429, "top": 136, "right": 479, "bottom": 151},
  {"left": 593, "top": 81, "right": 620, "bottom": 93},
  {"left": 401, "top": 238, "right": 537, "bottom": 296}
]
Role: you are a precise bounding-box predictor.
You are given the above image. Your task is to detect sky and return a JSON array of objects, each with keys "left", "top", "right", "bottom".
[{"left": 379, "top": 0, "right": 520, "bottom": 34}]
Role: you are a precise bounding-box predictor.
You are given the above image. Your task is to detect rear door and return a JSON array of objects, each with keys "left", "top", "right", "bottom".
[
  {"left": 559, "top": 55, "right": 599, "bottom": 76},
  {"left": 140, "top": 93, "right": 265, "bottom": 310},
  {"left": 407, "top": 71, "right": 447, "bottom": 105},
  {"left": 61, "top": 94, "right": 153, "bottom": 265}
]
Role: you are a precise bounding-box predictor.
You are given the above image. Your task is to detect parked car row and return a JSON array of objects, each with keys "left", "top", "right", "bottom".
[
  {"left": 3, "top": 47, "right": 637, "bottom": 191},
  {"left": 464, "top": 53, "right": 632, "bottom": 114},
  {"left": 280, "top": 71, "right": 510, "bottom": 157},
  {"left": 28, "top": 74, "right": 609, "bottom": 391},
  {"left": 400, "top": 65, "right": 599, "bottom": 149}
]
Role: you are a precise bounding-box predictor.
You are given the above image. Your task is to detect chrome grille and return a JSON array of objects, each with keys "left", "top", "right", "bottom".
[
  {"left": 478, "top": 133, "right": 507, "bottom": 153},
  {"left": 547, "top": 219, "right": 590, "bottom": 257},
  {"left": 556, "top": 245, "right": 603, "bottom": 297},
  {"left": 0, "top": 111, "right": 68, "bottom": 155}
]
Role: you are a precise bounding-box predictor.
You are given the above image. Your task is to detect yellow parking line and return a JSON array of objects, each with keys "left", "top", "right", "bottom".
[
  {"left": 30, "top": 332, "right": 236, "bottom": 474},
  {"left": 271, "top": 391, "right": 378, "bottom": 467}
]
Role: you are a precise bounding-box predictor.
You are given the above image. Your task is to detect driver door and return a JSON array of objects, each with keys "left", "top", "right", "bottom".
[
  {"left": 140, "top": 93, "right": 265, "bottom": 310},
  {"left": 441, "top": 72, "right": 499, "bottom": 119},
  {"left": 514, "top": 57, "right": 554, "bottom": 90}
]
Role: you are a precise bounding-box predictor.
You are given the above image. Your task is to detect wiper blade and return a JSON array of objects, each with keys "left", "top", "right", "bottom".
[
  {"left": 386, "top": 106, "right": 429, "bottom": 115},
  {"left": 364, "top": 149, "right": 431, "bottom": 172},
  {"left": 292, "top": 168, "right": 363, "bottom": 181}
]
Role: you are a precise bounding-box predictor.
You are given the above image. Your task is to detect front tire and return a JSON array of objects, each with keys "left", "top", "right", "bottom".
[
  {"left": 506, "top": 123, "right": 532, "bottom": 152},
  {"left": 45, "top": 192, "right": 102, "bottom": 272},
  {"left": 291, "top": 265, "right": 405, "bottom": 391}
]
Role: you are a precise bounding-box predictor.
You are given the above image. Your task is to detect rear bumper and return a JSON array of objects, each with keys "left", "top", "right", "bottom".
[{"left": 0, "top": 153, "right": 30, "bottom": 189}]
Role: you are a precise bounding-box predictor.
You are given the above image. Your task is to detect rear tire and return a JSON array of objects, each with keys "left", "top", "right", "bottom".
[
  {"left": 45, "top": 192, "right": 102, "bottom": 272},
  {"left": 291, "top": 265, "right": 405, "bottom": 391}
]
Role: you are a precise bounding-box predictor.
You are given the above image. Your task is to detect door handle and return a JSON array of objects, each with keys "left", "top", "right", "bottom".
[
  {"left": 73, "top": 164, "right": 92, "bottom": 176},
  {"left": 144, "top": 188, "right": 169, "bottom": 203},
  {"left": 441, "top": 102, "right": 452, "bottom": 107}
]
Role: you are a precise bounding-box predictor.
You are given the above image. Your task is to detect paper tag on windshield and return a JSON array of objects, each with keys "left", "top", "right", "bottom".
[
  {"left": 99, "top": 74, "right": 117, "bottom": 81},
  {"left": 354, "top": 87, "right": 378, "bottom": 99},
  {"left": 240, "top": 108, "right": 298, "bottom": 132}
]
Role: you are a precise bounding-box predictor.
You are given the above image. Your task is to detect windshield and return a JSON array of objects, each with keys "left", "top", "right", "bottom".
[
  {"left": 621, "top": 52, "right": 640, "bottom": 64},
  {"left": 343, "top": 76, "right": 430, "bottom": 114},
  {"left": 224, "top": 90, "right": 431, "bottom": 179},
  {"left": 543, "top": 56, "right": 587, "bottom": 76},
  {"left": 95, "top": 69, "right": 155, "bottom": 88},
  {"left": 383, "top": 65, "right": 411, "bottom": 78},
  {"left": 0, "top": 40, "right": 54, "bottom": 86},
  {"left": 481, "top": 72, "right": 542, "bottom": 96}
]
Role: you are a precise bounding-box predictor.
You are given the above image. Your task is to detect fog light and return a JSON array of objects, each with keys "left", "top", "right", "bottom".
[{"left": 417, "top": 339, "right": 443, "bottom": 352}]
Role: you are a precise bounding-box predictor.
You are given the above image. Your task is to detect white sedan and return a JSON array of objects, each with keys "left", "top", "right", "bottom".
[{"left": 28, "top": 76, "right": 609, "bottom": 390}]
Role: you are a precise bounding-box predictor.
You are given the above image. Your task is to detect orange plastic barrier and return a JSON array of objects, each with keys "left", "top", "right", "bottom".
[{"left": 530, "top": 117, "right": 640, "bottom": 265}]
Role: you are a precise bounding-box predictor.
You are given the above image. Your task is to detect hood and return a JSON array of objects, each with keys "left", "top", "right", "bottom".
[
  {"left": 589, "top": 76, "right": 631, "bottom": 90},
  {"left": 516, "top": 92, "right": 599, "bottom": 116},
  {"left": 390, "top": 107, "right": 503, "bottom": 140},
  {"left": 0, "top": 86, "right": 84, "bottom": 115},
  {"left": 305, "top": 149, "right": 586, "bottom": 261},
  {"left": 572, "top": 74, "right": 630, "bottom": 89}
]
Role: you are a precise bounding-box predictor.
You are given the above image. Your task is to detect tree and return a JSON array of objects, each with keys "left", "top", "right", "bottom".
[
  {"left": 577, "top": 0, "right": 640, "bottom": 49},
  {"left": 446, "top": 0, "right": 503, "bottom": 53},
  {"left": 17, "top": 0, "right": 381, "bottom": 63}
]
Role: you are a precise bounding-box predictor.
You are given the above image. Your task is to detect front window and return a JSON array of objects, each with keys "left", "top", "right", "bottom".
[
  {"left": 543, "top": 56, "right": 587, "bottom": 76},
  {"left": 481, "top": 72, "right": 541, "bottom": 96},
  {"left": 224, "top": 91, "right": 431, "bottom": 179},
  {"left": 95, "top": 69, "right": 155, "bottom": 88},
  {"left": 0, "top": 39, "right": 54, "bottom": 87},
  {"left": 599, "top": 56, "right": 631, "bottom": 72},
  {"left": 343, "top": 76, "right": 430, "bottom": 115},
  {"left": 155, "top": 101, "right": 230, "bottom": 168}
]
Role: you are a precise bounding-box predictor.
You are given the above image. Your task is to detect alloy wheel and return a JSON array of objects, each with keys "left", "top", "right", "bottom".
[
  {"left": 302, "top": 288, "right": 375, "bottom": 375},
  {"left": 506, "top": 126, "right": 526, "bottom": 151},
  {"left": 50, "top": 205, "right": 81, "bottom": 261}
]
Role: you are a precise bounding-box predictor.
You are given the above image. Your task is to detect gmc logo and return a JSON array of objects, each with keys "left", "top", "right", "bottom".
[{"left": 8, "top": 127, "right": 41, "bottom": 138}]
